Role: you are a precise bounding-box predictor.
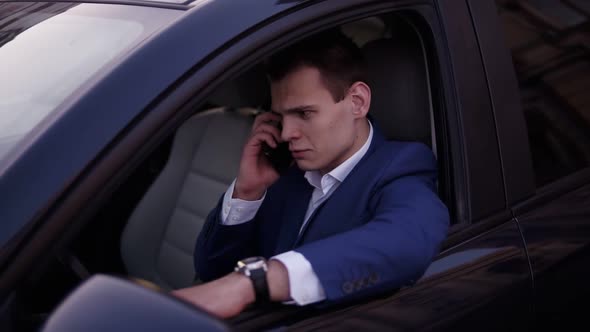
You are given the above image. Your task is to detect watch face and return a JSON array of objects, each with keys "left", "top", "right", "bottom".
[
  {"left": 236, "top": 256, "right": 267, "bottom": 273},
  {"left": 235, "top": 257, "right": 270, "bottom": 303}
]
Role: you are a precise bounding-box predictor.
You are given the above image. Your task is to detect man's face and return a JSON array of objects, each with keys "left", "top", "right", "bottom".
[{"left": 270, "top": 66, "right": 361, "bottom": 174}]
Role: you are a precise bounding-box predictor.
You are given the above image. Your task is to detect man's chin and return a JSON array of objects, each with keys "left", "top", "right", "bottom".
[{"left": 294, "top": 159, "right": 317, "bottom": 172}]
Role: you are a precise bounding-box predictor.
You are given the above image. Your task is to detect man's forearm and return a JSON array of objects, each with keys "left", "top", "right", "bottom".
[
  {"left": 207, "top": 258, "right": 291, "bottom": 304},
  {"left": 172, "top": 260, "right": 290, "bottom": 318}
]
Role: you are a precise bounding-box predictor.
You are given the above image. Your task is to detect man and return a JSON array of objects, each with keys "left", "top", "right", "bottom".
[{"left": 172, "top": 30, "right": 449, "bottom": 318}]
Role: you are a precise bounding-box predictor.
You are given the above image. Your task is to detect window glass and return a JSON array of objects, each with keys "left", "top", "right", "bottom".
[
  {"left": 0, "top": 2, "right": 178, "bottom": 166},
  {"left": 495, "top": 0, "right": 590, "bottom": 186}
]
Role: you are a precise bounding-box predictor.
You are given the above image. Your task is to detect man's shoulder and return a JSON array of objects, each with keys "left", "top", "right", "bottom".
[
  {"left": 369, "top": 139, "right": 435, "bottom": 167},
  {"left": 350, "top": 139, "right": 438, "bottom": 188}
]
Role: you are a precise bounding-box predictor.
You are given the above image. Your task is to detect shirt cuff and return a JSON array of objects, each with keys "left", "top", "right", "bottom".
[
  {"left": 220, "top": 179, "right": 265, "bottom": 225},
  {"left": 271, "top": 251, "right": 326, "bottom": 305}
]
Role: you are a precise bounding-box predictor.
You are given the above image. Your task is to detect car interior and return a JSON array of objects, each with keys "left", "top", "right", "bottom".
[
  {"left": 121, "top": 14, "right": 435, "bottom": 292},
  {"left": 11, "top": 12, "right": 447, "bottom": 331}
]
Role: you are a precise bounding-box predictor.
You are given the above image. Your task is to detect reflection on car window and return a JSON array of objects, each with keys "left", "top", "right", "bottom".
[
  {"left": 0, "top": 2, "right": 177, "bottom": 166},
  {"left": 495, "top": 0, "right": 590, "bottom": 187}
]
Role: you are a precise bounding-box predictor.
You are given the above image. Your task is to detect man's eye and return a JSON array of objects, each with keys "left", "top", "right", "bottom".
[{"left": 300, "top": 111, "right": 311, "bottom": 119}]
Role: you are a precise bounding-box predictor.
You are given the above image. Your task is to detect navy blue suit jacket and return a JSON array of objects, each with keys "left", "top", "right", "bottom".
[{"left": 194, "top": 129, "right": 449, "bottom": 303}]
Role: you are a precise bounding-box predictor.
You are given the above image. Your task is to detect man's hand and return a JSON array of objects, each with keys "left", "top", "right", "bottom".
[
  {"left": 171, "top": 272, "right": 254, "bottom": 318},
  {"left": 171, "top": 260, "right": 290, "bottom": 318},
  {"left": 234, "top": 112, "right": 283, "bottom": 201}
]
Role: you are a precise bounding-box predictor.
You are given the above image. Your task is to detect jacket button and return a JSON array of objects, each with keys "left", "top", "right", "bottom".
[
  {"left": 362, "top": 277, "right": 370, "bottom": 288},
  {"left": 355, "top": 278, "right": 367, "bottom": 291},
  {"left": 342, "top": 281, "right": 354, "bottom": 294}
]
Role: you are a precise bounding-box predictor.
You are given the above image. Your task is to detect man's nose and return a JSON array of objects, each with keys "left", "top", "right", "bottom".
[{"left": 280, "top": 119, "right": 301, "bottom": 142}]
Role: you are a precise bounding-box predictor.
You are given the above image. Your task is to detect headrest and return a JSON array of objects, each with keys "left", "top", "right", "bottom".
[{"left": 362, "top": 22, "right": 431, "bottom": 146}]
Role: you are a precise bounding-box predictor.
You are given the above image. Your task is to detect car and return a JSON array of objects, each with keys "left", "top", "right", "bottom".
[{"left": 1, "top": 0, "right": 590, "bottom": 331}]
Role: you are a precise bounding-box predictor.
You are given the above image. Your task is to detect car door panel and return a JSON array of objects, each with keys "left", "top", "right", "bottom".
[
  {"left": 513, "top": 179, "right": 590, "bottom": 329},
  {"left": 479, "top": 0, "right": 590, "bottom": 328}
]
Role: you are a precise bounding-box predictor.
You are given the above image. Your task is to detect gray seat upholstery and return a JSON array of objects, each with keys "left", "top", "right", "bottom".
[
  {"left": 361, "top": 21, "right": 433, "bottom": 148},
  {"left": 121, "top": 107, "right": 254, "bottom": 290},
  {"left": 121, "top": 61, "right": 269, "bottom": 290}
]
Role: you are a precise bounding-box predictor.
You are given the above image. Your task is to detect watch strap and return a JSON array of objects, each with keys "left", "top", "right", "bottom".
[{"left": 250, "top": 266, "right": 270, "bottom": 303}]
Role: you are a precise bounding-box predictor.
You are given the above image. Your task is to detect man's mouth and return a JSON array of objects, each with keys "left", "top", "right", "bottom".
[{"left": 290, "top": 149, "right": 309, "bottom": 159}]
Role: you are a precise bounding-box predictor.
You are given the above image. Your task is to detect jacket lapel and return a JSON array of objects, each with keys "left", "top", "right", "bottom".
[
  {"left": 274, "top": 172, "right": 313, "bottom": 254},
  {"left": 295, "top": 127, "right": 386, "bottom": 246}
]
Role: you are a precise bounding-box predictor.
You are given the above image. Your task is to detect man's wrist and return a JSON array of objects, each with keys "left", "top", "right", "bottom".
[
  {"left": 233, "top": 181, "right": 265, "bottom": 201},
  {"left": 231, "top": 259, "right": 290, "bottom": 304}
]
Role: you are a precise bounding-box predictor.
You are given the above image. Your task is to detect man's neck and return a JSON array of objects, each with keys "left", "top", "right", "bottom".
[
  {"left": 352, "top": 118, "right": 371, "bottom": 154},
  {"left": 318, "top": 118, "right": 372, "bottom": 177}
]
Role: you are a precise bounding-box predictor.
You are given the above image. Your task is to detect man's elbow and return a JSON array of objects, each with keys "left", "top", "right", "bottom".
[{"left": 410, "top": 206, "right": 450, "bottom": 279}]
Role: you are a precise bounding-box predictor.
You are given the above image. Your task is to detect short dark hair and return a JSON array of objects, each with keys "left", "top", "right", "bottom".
[{"left": 265, "top": 29, "right": 367, "bottom": 102}]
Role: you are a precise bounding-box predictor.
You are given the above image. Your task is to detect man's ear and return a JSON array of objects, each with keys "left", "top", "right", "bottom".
[{"left": 348, "top": 81, "right": 371, "bottom": 118}]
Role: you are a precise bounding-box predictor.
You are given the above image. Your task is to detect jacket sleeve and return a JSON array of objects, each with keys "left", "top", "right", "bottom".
[
  {"left": 296, "top": 144, "right": 449, "bottom": 304},
  {"left": 193, "top": 195, "right": 258, "bottom": 281}
]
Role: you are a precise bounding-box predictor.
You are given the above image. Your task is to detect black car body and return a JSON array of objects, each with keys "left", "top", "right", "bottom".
[{"left": 1, "top": 0, "right": 589, "bottom": 331}]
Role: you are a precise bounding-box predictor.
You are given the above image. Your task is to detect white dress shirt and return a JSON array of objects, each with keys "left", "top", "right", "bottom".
[{"left": 220, "top": 121, "right": 373, "bottom": 305}]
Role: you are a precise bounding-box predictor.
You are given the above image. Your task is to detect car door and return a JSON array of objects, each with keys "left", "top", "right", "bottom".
[{"left": 479, "top": 0, "right": 590, "bottom": 330}]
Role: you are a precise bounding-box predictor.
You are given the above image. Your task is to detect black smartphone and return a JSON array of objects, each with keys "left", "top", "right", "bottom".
[
  {"left": 260, "top": 112, "right": 293, "bottom": 173},
  {"left": 263, "top": 141, "right": 292, "bottom": 174}
]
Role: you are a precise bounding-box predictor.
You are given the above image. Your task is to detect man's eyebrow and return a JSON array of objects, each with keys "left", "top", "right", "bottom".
[{"left": 273, "top": 105, "right": 317, "bottom": 114}]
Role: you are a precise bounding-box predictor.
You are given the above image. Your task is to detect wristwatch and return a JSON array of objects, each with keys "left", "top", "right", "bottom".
[{"left": 234, "top": 256, "right": 270, "bottom": 303}]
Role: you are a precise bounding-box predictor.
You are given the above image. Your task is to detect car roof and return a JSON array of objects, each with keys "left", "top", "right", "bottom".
[
  {"left": 35, "top": 0, "right": 304, "bottom": 10},
  {"left": 21, "top": 0, "right": 202, "bottom": 11}
]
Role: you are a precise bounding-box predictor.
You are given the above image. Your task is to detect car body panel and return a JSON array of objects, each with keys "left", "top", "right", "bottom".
[
  {"left": 514, "top": 177, "right": 590, "bottom": 329},
  {"left": 435, "top": 0, "right": 505, "bottom": 222},
  {"left": 466, "top": 0, "right": 536, "bottom": 205},
  {"left": 483, "top": 0, "right": 590, "bottom": 328},
  {"left": 0, "top": 0, "right": 588, "bottom": 330}
]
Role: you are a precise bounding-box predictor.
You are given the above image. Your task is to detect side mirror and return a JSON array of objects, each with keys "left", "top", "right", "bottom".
[{"left": 41, "top": 274, "right": 231, "bottom": 332}]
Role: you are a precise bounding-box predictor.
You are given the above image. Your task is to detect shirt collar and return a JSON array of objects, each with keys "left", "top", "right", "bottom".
[{"left": 304, "top": 120, "right": 373, "bottom": 189}]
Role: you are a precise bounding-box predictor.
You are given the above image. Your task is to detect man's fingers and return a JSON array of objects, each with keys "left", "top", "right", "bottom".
[
  {"left": 255, "top": 123, "right": 282, "bottom": 142},
  {"left": 251, "top": 131, "right": 278, "bottom": 149},
  {"left": 253, "top": 111, "right": 282, "bottom": 130}
]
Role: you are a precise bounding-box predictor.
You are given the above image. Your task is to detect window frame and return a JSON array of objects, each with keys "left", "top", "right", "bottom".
[{"left": 74, "top": 0, "right": 470, "bottom": 239}]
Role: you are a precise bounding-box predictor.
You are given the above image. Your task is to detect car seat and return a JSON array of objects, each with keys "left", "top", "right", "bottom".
[
  {"left": 361, "top": 18, "right": 433, "bottom": 150},
  {"left": 120, "top": 66, "right": 269, "bottom": 290}
]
